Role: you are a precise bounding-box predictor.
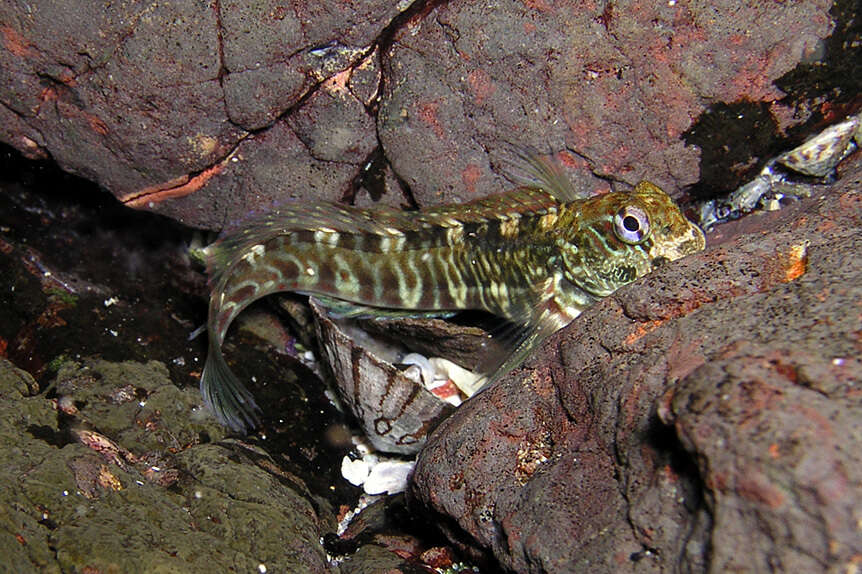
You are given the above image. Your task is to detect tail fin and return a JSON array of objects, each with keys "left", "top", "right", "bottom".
[{"left": 200, "top": 342, "right": 261, "bottom": 433}]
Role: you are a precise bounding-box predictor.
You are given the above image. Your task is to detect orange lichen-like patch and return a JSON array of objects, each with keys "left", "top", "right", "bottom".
[
  {"left": 527, "top": 366, "right": 555, "bottom": 399},
  {"left": 97, "top": 465, "right": 123, "bottom": 492},
  {"left": 417, "top": 100, "right": 446, "bottom": 140},
  {"left": 782, "top": 242, "right": 809, "bottom": 282},
  {"left": 36, "top": 307, "right": 67, "bottom": 329},
  {"left": 39, "top": 85, "right": 58, "bottom": 103},
  {"left": 769, "top": 356, "right": 798, "bottom": 383},
  {"left": 429, "top": 379, "right": 460, "bottom": 401},
  {"left": 706, "top": 470, "right": 729, "bottom": 492},
  {"left": 736, "top": 471, "right": 786, "bottom": 509},
  {"left": 87, "top": 114, "right": 109, "bottom": 136},
  {"left": 661, "top": 464, "right": 680, "bottom": 484},
  {"left": 624, "top": 319, "right": 666, "bottom": 345},
  {"left": 461, "top": 163, "right": 482, "bottom": 194},
  {"left": 521, "top": 0, "right": 552, "bottom": 12},
  {"left": 555, "top": 149, "right": 588, "bottom": 171},
  {"left": 420, "top": 546, "right": 457, "bottom": 569},
  {"left": 336, "top": 504, "right": 351, "bottom": 523},
  {"left": 768, "top": 443, "right": 780, "bottom": 459},
  {"left": 466, "top": 69, "right": 495, "bottom": 106},
  {"left": 727, "top": 34, "right": 746, "bottom": 47},
  {"left": 322, "top": 67, "right": 351, "bottom": 94},
  {"left": 1, "top": 26, "right": 31, "bottom": 57},
  {"left": 756, "top": 241, "right": 809, "bottom": 289},
  {"left": 122, "top": 151, "right": 234, "bottom": 208}
]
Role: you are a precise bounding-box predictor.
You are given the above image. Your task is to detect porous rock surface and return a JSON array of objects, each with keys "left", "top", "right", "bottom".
[
  {"left": 409, "top": 157, "right": 862, "bottom": 572},
  {"left": 0, "top": 0, "right": 834, "bottom": 228}
]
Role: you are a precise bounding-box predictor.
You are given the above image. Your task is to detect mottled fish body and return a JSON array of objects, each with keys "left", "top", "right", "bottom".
[{"left": 202, "top": 167, "right": 705, "bottom": 432}]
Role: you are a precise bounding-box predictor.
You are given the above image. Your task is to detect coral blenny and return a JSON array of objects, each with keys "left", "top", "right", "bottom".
[{"left": 200, "top": 160, "right": 705, "bottom": 432}]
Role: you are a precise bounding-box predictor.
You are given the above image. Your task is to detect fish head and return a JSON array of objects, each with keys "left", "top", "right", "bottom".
[{"left": 560, "top": 181, "right": 706, "bottom": 297}]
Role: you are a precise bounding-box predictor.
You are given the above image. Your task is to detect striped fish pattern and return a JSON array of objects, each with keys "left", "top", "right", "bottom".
[{"left": 201, "top": 165, "right": 706, "bottom": 432}]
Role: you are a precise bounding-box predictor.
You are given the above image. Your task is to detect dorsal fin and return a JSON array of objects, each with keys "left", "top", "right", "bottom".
[
  {"left": 500, "top": 148, "right": 591, "bottom": 202},
  {"left": 416, "top": 186, "right": 563, "bottom": 227}
]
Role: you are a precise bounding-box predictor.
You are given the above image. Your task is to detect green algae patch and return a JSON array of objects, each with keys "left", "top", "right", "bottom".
[
  {"left": 0, "top": 360, "right": 66, "bottom": 573},
  {"left": 53, "top": 358, "right": 227, "bottom": 454},
  {"left": 0, "top": 358, "right": 332, "bottom": 573},
  {"left": 338, "top": 544, "right": 408, "bottom": 573},
  {"left": 178, "top": 444, "right": 331, "bottom": 572}
]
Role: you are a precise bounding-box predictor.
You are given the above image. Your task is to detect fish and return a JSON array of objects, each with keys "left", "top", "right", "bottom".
[{"left": 200, "top": 158, "right": 706, "bottom": 433}]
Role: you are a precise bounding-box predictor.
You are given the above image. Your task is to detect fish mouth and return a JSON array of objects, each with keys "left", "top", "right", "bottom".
[{"left": 651, "top": 224, "right": 707, "bottom": 262}]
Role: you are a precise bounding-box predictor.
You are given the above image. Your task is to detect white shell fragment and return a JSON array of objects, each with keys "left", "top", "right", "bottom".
[
  {"left": 363, "top": 460, "right": 414, "bottom": 495},
  {"left": 429, "top": 357, "right": 485, "bottom": 397},
  {"left": 340, "top": 456, "right": 371, "bottom": 487},
  {"left": 341, "top": 433, "right": 415, "bottom": 495},
  {"left": 400, "top": 352, "right": 436, "bottom": 385}
]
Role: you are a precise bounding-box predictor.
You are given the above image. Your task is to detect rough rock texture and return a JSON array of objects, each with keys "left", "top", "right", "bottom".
[
  {"left": 0, "top": 0, "right": 835, "bottom": 228},
  {"left": 0, "top": 358, "right": 331, "bottom": 573},
  {"left": 409, "top": 157, "right": 862, "bottom": 572}
]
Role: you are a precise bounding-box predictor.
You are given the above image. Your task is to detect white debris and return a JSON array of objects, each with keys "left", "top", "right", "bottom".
[
  {"left": 341, "top": 435, "right": 415, "bottom": 495},
  {"left": 400, "top": 352, "right": 435, "bottom": 385},
  {"left": 340, "top": 456, "right": 371, "bottom": 487},
  {"left": 429, "top": 357, "right": 485, "bottom": 397},
  {"left": 362, "top": 459, "right": 414, "bottom": 495}
]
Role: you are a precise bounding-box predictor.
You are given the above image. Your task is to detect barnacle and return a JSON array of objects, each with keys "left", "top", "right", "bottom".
[{"left": 699, "top": 112, "right": 861, "bottom": 229}]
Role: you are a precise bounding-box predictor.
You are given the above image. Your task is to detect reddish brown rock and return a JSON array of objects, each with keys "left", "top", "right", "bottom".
[
  {"left": 0, "top": 1, "right": 402, "bottom": 228},
  {"left": 409, "top": 158, "right": 862, "bottom": 572},
  {"left": 378, "top": 0, "right": 835, "bottom": 204},
  {"left": 0, "top": 1, "right": 837, "bottom": 229}
]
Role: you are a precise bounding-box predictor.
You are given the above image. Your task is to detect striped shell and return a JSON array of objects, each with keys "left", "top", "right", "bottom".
[{"left": 310, "top": 298, "right": 455, "bottom": 454}]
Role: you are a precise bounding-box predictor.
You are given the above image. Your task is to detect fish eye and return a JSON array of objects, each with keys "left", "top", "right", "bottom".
[{"left": 613, "top": 205, "right": 650, "bottom": 244}]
